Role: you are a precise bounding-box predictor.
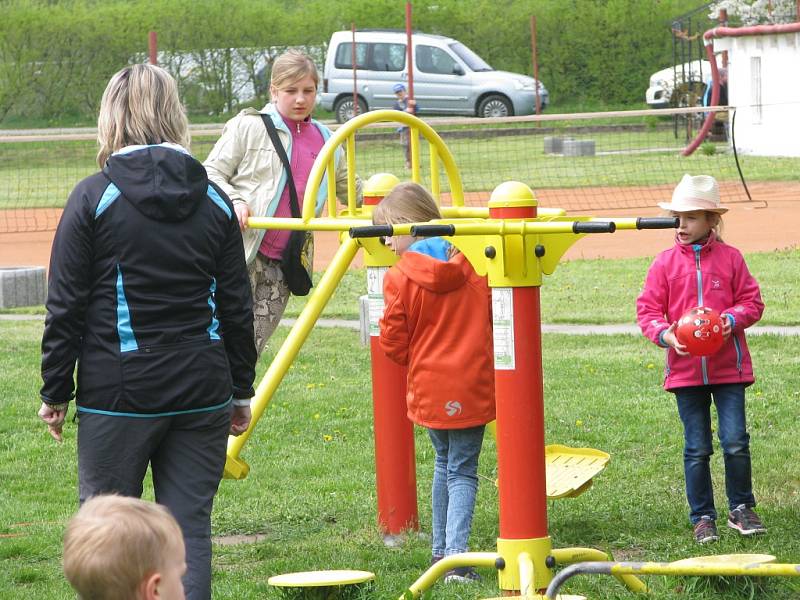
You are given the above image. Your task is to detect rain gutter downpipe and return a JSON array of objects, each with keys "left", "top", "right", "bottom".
[{"left": 683, "top": 21, "right": 800, "bottom": 156}]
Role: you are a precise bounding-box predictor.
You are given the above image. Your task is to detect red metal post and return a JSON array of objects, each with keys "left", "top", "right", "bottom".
[
  {"left": 148, "top": 31, "right": 157, "bottom": 66},
  {"left": 489, "top": 201, "right": 548, "bottom": 541},
  {"left": 530, "top": 15, "right": 541, "bottom": 116},
  {"left": 405, "top": 2, "right": 414, "bottom": 103},
  {"left": 370, "top": 337, "right": 419, "bottom": 536},
  {"left": 363, "top": 176, "right": 419, "bottom": 537},
  {"left": 351, "top": 23, "right": 359, "bottom": 117}
]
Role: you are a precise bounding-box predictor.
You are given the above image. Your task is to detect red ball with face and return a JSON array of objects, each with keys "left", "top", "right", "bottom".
[{"left": 675, "top": 306, "right": 725, "bottom": 357}]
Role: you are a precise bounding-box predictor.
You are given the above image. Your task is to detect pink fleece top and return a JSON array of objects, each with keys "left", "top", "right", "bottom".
[
  {"left": 258, "top": 114, "right": 324, "bottom": 259},
  {"left": 636, "top": 233, "right": 764, "bottom": 390}
]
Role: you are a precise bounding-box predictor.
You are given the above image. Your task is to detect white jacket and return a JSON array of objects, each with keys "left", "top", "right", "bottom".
[{"left": 204, "top": 103, "right": 361, "bottom": 264}]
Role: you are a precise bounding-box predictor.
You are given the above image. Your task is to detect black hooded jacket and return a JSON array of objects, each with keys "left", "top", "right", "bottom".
[{"left": 41, "top": 144, "right": 256, "bottom": 415}]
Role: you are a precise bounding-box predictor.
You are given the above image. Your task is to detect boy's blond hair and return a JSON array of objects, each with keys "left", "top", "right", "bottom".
[
  {"left": 97, "top": 64, "right": 189, "bottom": 168},
  {"left": 270, "top": 49, "right": 319, "bottom": 94},
  {"left": 372, "top": 182, "right": 442, "bottom": 226},
  {"left": 63, "top": 495, "right": 183, "bottom": 600}
]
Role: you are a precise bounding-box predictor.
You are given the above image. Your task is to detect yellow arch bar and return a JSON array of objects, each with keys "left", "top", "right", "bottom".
[{"left": 301, "top": 109, "right": 466, "bottom": 221}]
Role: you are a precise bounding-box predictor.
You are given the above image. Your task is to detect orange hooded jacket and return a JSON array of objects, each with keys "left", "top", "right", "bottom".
[{"left": 379, "top": 238, "right": 495, "bottom": 429}]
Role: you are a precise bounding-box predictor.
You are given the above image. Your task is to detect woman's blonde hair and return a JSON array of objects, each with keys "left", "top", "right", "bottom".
[
  {"left": 63, "top": 495, "right": 183, "bottom": 600},
  {"left": 270, "top": 49, "right": 319, "bottom": 95},
  {"left": 96, "top": 64, "right": 189, "bottom": 167},
  {"left": 372, "top": 182, "right": 442, "bottom": 226}
]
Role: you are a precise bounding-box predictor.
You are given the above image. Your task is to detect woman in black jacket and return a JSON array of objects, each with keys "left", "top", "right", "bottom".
[{"left": 38, "top": 64, "right": 256, "bottom": 600}]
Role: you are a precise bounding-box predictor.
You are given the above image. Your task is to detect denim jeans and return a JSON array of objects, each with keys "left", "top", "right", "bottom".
[
  {"left": 674, "top": 384, "right": 756, "bottom": 525},
  {"left": 427, "top": 425, "right": 485, "bottom": 557}
]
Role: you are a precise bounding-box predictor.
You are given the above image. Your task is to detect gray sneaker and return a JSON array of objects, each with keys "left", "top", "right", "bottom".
[
  {"left": 693, "top": 516, "right": 719, "bottom": 544},
  {"left": 728, "top": 504, "right": 767, "bottom": 536}
]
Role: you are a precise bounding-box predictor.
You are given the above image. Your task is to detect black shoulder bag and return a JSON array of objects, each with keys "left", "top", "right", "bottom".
[{"left": 261, "top": 114, "right": 314, "bottom": 296}]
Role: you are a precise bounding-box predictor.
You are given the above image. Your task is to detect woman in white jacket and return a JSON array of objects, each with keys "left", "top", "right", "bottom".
[{"left": 205, "top": 49, "right": 361, "bottom": 355}]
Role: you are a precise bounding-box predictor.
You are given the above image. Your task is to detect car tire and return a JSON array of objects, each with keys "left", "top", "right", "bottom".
[
  {"left": 477, "top": 94, "right": 513, "bottom": 118},
  {"left": 334, "top": 96, "right": 368, "bottom": 123}
]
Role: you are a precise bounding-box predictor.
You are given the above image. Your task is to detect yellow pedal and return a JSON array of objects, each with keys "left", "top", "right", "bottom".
[
  {"left": 268, "top": 569, "right": 375, "bottom": 588},
  {"left": 670, "top": 553, "right": 776, "bottom": 568},
  {"left": 491, "top": 445, "right": 610, "bottom": 499},
  {"left": 545, "top": 445, "right": 610, "bottom": 499},
  {"left": 481, "top": 595, "right": 586, "bottom": 599}
]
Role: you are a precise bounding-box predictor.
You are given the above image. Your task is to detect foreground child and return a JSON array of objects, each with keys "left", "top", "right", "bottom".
[
  {"left": 636, "top": 174, "right": 766, "bottom": 544},
  {"left": 64, "top": 495, "right": 186, "bottom": 600},
  {"left": 375, "top": 182, "right": 494, "bottom": 582}
]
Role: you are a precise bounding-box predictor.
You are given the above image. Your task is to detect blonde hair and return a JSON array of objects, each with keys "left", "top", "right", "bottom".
[
  {"left": 96, "top": 64, "right": 189, "bottom": 167},
  {"left": 372, "top": 182, "right": 442, "bottom": 226},
  {"left": 63, "top": 495, "right": 183, "bottom": 600},
  {"left": 270, "top": 49, "right": 319, "bottom": 95}
]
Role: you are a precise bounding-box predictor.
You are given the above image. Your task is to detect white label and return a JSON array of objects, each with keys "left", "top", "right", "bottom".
[
  {"left": 492, "top": 287, "right": 515, "bottom": 370},
  {"left": 367, "top": 267, "right": 388, "bottom": 337}
]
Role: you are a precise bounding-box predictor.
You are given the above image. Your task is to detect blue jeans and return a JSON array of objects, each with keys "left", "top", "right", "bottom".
[
  {"left": 675, "top": 384, "right": 756, "bottom": 525},
  {"left": 427, "top": 426, "right": 485, "bottom": 557}
]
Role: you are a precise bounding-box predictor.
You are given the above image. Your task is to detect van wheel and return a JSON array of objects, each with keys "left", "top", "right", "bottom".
[
  {"left": 478, "top": 95, "right": 513, "bottom": 118},
  {"left": 334, "top": 97, "right": 368, "bottom": 123}
]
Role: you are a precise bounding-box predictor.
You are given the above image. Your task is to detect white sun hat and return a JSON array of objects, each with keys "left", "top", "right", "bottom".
[{"left": 658, "top": 174, "right": 729, "bottom": 214}]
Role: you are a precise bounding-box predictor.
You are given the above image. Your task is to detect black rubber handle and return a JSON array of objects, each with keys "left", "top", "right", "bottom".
[
  {"left": 573, "top": 221, "right": 616, "bottom": 234},
  {"left": 349, "top": 225, "right": 393, "bottom": 238},
  {"left": 636, "top": 217, "right": 679, "bottom": 229},
  {"left": 410, "top": 224, "right": 456, "bottom": 237}
]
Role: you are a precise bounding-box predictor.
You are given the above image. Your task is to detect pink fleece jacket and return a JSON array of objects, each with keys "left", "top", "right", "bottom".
[{"left": 636, "top": 233, "right": 764, "bottom": 390}]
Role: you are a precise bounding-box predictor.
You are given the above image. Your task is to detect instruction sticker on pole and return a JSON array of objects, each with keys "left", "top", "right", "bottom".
[
  {"left": 492, "top": 288, "right": 515, "bottom": 370},
  {"left": 367, "top": 267, "right": 389, "bottom": 337}
]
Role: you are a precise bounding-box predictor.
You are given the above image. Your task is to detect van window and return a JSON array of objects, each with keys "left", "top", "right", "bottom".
[
  {"left": 334, "top": 42, "right": 405, "bottom": 71},
  {"left": 416, "top": 45, "right": 458, "bottom": 75},
  {"left": 449, "top": 42, "right": 492, "bottom": 72}
]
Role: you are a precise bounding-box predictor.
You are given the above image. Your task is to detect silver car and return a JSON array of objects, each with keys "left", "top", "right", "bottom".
[{"left": 320, "top": 30, "right": 549, "bottom": 123}]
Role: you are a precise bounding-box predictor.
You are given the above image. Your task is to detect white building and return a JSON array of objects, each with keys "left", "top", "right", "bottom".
[{"left": 715, "top": 29, "right": 800, "bottom": 156}]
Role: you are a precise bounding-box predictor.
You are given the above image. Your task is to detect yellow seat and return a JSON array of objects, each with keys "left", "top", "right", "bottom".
[
  {"left": 481, "top": 595, "right": 586, "bottom": 599},
  {"left": 545, "top": 444, "right": 610, "bottom": 499},
  {"left": 670, "top": 554, "right": 776, "bottom": 568},
  {"left": 268, "top": 569, "right": 375, "bottom": 587}
]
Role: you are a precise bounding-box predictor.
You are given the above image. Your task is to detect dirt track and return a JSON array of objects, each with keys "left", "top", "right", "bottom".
[{"left": 1, "top": 184, "right": 797, "bottom": 272}]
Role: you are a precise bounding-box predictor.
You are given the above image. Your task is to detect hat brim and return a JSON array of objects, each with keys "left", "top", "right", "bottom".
[{"left": 658, "top": 201, "right": 728, "bottom": 215}]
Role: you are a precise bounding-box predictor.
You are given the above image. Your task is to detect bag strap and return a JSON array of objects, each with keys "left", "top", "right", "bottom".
[{"left": 261, "top": 114, "right": 300, "bottom": 219}]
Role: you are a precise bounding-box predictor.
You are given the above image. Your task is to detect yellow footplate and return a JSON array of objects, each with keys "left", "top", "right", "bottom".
[
  {"left": 545, "top": 444, "right": 610, "bottom": 499},
  {"left": 481, "top": 595, "right": 586, "bottom": 599},
  {"left": 268, "top": 569, "right": 375, "bottom": 587},
  {"left": 670, "top": 554, "right": 776, "bottom": 568}
]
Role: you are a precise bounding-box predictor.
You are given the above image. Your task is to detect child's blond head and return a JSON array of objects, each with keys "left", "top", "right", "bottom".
[
  {"left": 372, "top": 182, "right": 441, "bottom": 226},
  {"left": 270, "top": 49, "right": 319, "bottom": 94},
  {"left": 63, "top": 495, "right": 184, "bottom": 600}
]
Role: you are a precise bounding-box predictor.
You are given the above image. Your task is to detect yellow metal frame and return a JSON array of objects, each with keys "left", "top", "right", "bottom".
[
  {"left": 301, "top": 109, "right": 467, "bottom": 221},
  {"left": 225, "top": 110, "right": 469, "bottom": 478}
]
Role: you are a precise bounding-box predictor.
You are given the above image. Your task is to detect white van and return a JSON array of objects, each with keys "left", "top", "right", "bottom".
[
  {"left": 646, "top": 60, "right": 710, "bottom": 108},
  {"left": 320, "top": 29, "right": 548, "bottom": 123}
]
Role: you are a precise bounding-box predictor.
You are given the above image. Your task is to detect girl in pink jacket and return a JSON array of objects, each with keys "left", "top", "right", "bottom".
[{"left": 636, "top": 174, "right": 765, "bottom": 545}]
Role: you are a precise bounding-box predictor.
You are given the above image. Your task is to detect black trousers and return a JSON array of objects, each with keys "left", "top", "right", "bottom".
[{"left": 77, "top": 405, "right": 232, "bottom": 600}]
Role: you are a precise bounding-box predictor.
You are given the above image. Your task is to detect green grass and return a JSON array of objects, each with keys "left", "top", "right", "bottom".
[{"left": 2, "top": 312, "right": 800, "bottom": 598}]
